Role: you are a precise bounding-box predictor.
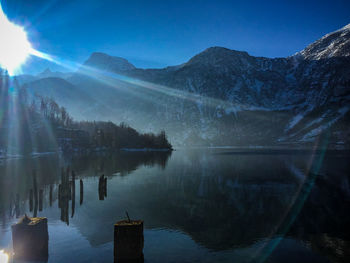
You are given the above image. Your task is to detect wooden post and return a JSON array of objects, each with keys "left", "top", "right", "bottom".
[
  {"left": 11, "top": 215, "right": 49, "bottom": 261},
  {"left": 29, "top": 189, "right": 33, "bottom": 212},
  {"left": 114, "top": 219, "right": 144, "bottom": 262}
]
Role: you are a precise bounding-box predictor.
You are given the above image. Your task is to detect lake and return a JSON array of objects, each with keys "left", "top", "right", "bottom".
[{"left": 0, "top": 148, "right": 350, "bottom": 263}]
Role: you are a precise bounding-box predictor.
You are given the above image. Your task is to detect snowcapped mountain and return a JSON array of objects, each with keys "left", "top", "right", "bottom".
[
  {"left": 297, "top": 23, "right": 350, "bottom": 60},
  {"left": 21, "top": 24, "right": 350, "bottom": 147}
]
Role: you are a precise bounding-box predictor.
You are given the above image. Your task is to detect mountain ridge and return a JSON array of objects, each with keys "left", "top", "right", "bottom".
[{"left": 18, "top": 24, "right": 350, "bottom": 147}]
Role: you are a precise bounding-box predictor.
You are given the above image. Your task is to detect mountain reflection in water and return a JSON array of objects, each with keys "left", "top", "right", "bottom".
[{"left": 0, "top": 149, "right": 349, "bottom": 263}]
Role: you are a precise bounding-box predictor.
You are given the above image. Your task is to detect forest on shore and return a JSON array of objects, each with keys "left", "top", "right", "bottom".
[{"left": 0, "top": 71, "right": 172, "bottom": 156}]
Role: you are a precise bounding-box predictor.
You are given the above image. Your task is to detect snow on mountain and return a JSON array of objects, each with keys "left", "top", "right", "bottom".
[
  {"left": 21, "top": 24, "right": 350, "bottom": 147},
  {"left": 297, "top": 23, "right": 350, "bottom": 60}
]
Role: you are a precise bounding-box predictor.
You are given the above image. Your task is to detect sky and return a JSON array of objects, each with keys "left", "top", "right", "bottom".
[{"left": 1, "top": 0, "right": 350, "bottom": 74}]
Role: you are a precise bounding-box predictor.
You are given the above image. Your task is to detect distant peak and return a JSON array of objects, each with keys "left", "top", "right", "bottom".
[
  {"left": 204, "top": 46, "right": 230, "bottom": 52},
  {"left": 201, "top": 46, "right": 249, "bottom": 56},
  {"left": 340, "top": 23, "right": 350, "bottom": 31},
  {"left": 296, "top": 23, "right": 350, "bottom": 60},
  {"left": 185, "top": 46, "right": 251, "bottom": 67},
  {"left": 40, "top": 68, "right": 52, "bottom": 74},
  {"left": 36, "top": 67, "right": 53, "bottom": 77},
  {"left": 87, "top": 52, "right": 134, "bottom": 65},
  {"left": 89, "top": 52, "right": 116, "bottom": 59},
  {"left": 84, "top": 52, "right": 135, "bottom": 72}
]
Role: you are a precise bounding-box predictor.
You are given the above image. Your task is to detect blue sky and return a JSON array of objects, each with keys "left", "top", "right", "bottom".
[{"left": 2, "top": 0, "right": 350, "bottom": 73}]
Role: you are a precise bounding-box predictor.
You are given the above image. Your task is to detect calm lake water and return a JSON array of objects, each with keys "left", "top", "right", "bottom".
[{"left": 0, "top": 148, "right": 350, "bottom": 263}]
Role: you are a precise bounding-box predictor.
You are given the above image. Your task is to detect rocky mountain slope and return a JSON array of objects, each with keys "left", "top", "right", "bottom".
[{"left": 19, "top": 24, "right": 350, "bottom": 147}]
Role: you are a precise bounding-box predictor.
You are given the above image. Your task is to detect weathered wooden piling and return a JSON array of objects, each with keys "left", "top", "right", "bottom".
[
  {"left": 11, "top": 215, "right": 49, "bottom": 261},
  {"left": 80, "top": 179, "right": 84, "bottom": 205},
  {"left": 29, "top": 189, "right": 33, "bottom": 212},
  {"left": 114, "top": 218, "right": 144, "bottom": 262}
]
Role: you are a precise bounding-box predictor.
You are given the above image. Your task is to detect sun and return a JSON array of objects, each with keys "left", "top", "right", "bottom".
[
  {"left": 0, "top": 4, "right": 32, "bottom": 75},
  {"left": 0, "top": 250, "right": 9, "bottom": 263}
]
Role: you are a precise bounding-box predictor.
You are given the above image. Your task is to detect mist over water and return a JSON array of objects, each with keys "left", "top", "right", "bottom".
[{"left": 0, "top": 149, "right": 349, "bottom": 262}]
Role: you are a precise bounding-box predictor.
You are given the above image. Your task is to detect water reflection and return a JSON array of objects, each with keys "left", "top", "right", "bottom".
[
  {"left": 0, "top": 149, "right": 349, "bottom": 263},
  {"left": 98, "top": 174, "right": 107, "bottom": 200},
  {"left": 80, "top": 179, "right": 83, "bottom": 205},
  {"left": 0, "top": 151, "right": 171, "bottom": 226}
]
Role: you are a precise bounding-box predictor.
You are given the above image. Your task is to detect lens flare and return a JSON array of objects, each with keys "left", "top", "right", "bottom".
[
  {"left": 0, "top": 250, "right": 9, "bottom": 263},
  {"left": 0, "top": 3, "right": 32, "bottom": 75}
]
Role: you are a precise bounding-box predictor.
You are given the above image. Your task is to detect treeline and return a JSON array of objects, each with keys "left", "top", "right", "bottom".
[
  {"left": 73, "top": 121, "right": 172, "bottom": 150},
  {"left": 0, "top": 71, "right": 172, "bottom": 155}
]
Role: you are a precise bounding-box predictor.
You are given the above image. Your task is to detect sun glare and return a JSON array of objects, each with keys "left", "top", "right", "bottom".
[
  {"left": 0, "top": 4, "right": 32, "bottom": 75},
  {"left": 0, "top": 250, "right": 9, "bottom": 263}
]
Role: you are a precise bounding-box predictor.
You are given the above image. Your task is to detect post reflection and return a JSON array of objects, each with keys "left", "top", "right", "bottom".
[
  {"left": 59, "top": 168, "right": 71, "bottom": 225},
  {"left": 71, "top": 171, "right": 76, "bottom": 218},
  {"left": 80, "top": 179, "right": 84, "bottom": 205},
  {"left": 49, "top": 185, "right": 53, "bottom": 207},
  {"left": 0, "top": 150, "right": 172, "bottom": 258},
  {"left": 98, "top": 174, "right": 107, "bottom": 200},
  {"left": 0, "top": 152, "right": 170, "bottom": 225}
]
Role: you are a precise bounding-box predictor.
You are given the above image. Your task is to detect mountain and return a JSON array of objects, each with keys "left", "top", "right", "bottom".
[
  {"left": 22, "top": 24, "right": 350, "bottom": 147},
  {"left": 37, "top": 68, "right": 73, "bottom": 79},
  {"left": 297, "top": 24, "right": 350, "bottom": 60},
  {"left": 80, "top": 52, "right": 136, "bottom": 72},
  {"left": 22, "top": 77, "right": 103, "bottom": 120},
  {"left": 13, "top": 74, "right": 38, "bottom": 85}
]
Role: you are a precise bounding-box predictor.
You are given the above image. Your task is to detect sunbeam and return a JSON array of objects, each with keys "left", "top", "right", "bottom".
[
  {"left": 29, "top": 50, "right": 256, "bottom": 115},
  {"left": 0, "top": 3, "right": 32, "bottom": 75},
  {"left": 0, "top": 250, "right": 9, "bottom": 262}
]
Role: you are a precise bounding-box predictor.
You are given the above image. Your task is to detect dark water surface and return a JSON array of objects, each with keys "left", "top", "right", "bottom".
[{"left": 0, "top": 148, "right": 350, "bottom": 263}]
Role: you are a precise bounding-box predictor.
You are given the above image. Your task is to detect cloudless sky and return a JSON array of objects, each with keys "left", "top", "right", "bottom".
[{"left": 1, "top": 0, "right": 350, "bottom": 73}]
